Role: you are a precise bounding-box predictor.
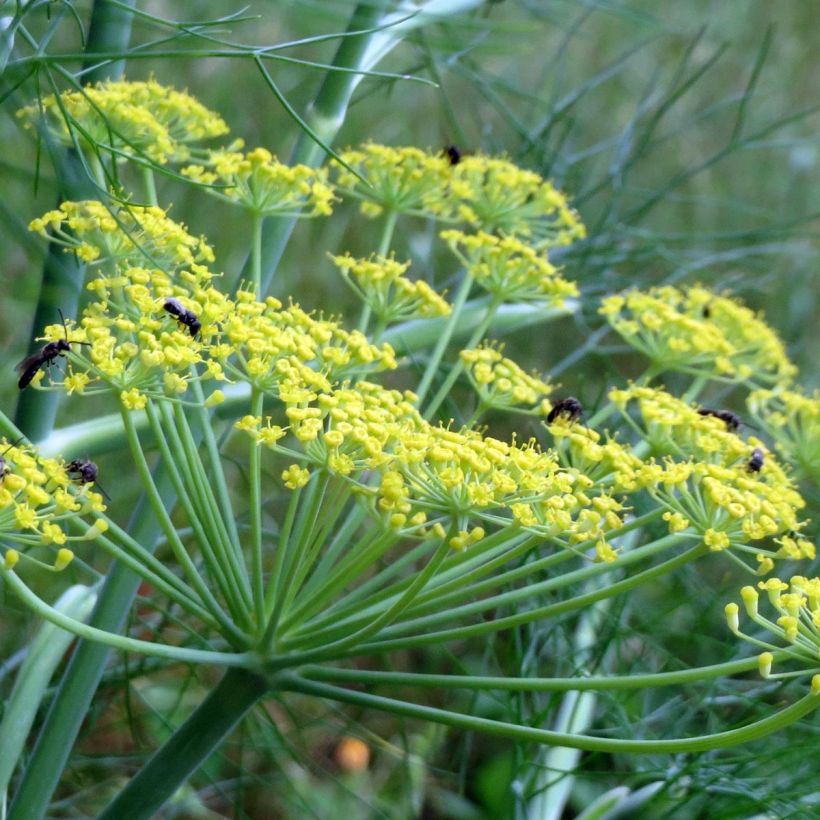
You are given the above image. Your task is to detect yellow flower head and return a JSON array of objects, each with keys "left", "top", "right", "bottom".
[
  {"left": 18, "top": 78, "right": 229, "bottom": 164},
  {"left": 449, "top": 154, "right": 586, "bottom": 246},
  {"left": 600, "top": 286, "right": 796, "bottom": 385},
  {"left": 335, "top": 144, "right": 456, "bottom": 219},
  {"left": 442, "top": 229, "right": 579, "bottom": 305},
  {"left": 182, "top": 147, "right": 335, "bottom": 217},
  {"left": 461, "top": 343, "right": 554, "bottom": 415},
  {"left": 331, "top": 253, "right": 450, "bottom": 325},
  {"left": 748, "top": 388, "right": 820, "bottom": 486}
]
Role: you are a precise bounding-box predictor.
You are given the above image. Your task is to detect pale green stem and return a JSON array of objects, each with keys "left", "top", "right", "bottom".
[
  {"left": 148, "top": 403, "right": 251, "bottom": 629},
  {"left": 249, "top": 388, "right": 266, "bottom": 631},
  {"left": 281, "top": 675, "right": 820, "bottom": 753},
  {"left": 121, "top": 406, "right": 246, "bottom": 645},
  {"left": 414, "top": 273, "right": 473, "bottom": 405},
  {"left": 251, "top": 212, "right": 263, "bottom": 297},
  {"left": 0, "top": 567, "right": 254, "bottom": 667},
  {"left": 267, "top": 537, "right": 453, "bottom": 670},
  {"left": 261, "top": 485, "right": 302, "bottom": 649},
  {"left": 358, "top": 209, "right": 398, "bottom": 334},
  {"left": 189, "top": 379, "right": 243, "bottom": 561},
  {"left": 141, "top": 165, "right": 158, "bottom": 206},
  {"left": 165, "top": 403, "right": 254, "bottom": 621},
  {"left": 423, "top": 296, "right": 502, "bottom": 420},
  {"left": 300, "top": 653, "right": 774, "bottom": 690},
  {"left": 681, "top": 374, "right": 709, "bottom": 403}
]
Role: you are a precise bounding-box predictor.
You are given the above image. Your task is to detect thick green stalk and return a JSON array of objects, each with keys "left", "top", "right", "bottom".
[
  {"left": 281, "top": 675, "right": 820, "bottom": 754},
  {"left": 98, "top": 667, "right": 269, "bottom": 820},
  {"left": 243, "top": 0, "right": 391, "bottom": 296},
  {"left": 13, "top": 0, "right": 136, "bottom": 442}
]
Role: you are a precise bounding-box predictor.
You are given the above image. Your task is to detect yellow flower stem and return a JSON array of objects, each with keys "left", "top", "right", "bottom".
[
  {"left": 189, "top": 379, "right": 243, "bottom": 559},
  {"left": 0, "top": 565, "right": 255, "bottom": 668},
  {"left": 148, "top": 403, "right": 252, "bottom": 632},
  {"left": 248, "top": 387, "right": 266, "bottom": 631},
  {"left": 123, "top": 405, "right": 248, "bottom": 646},
  {"left": 251, "top": 212, "right": 263, "bottom": 298},
  {"left": 84, "top": 526, "right": 217, "bottom": 626},
  {"left": 166, "top": 402, "right": 254, "bottom": 618},
  {"left": 294, "top": 532, "right": 694, "bottom": 652},
  {"left": 279, "top": 476, "right": 352, "bottom": 611},
  {"left": 681, "top": 374, "right": 709, "bottom": 403},
  {"left": 465, "top": 401, "right": 488, "bottom": 428},
  {"left": 261, "top": 484, "right": 302, "bottom": 648},
  {"left": 423, "top": 296, "right": 502, "bottom": 420},
  {"left": 280, "top": 527, "right": 402, "bottom": 633},
  {"left": 414, "top": 272, "right": 474, "bottom": 405},
  {"left": 286, "top": 530, "right": 533, "bottom": 642},
  {"left": 141, "top": 165, "right": 158, "bottom": 206},
  {"left": 300, "top": 653, "right": 771, "bottom": 691},
  {"left": 274, "top": 472, "right": 331, "bottom": 616},
  {"left": 359, "top": 208, "right": 399, "bottom": 334},
  {"left": 281, "top": 673, "right": 820, "bottom": 753},
  {"left": 267, "top": 536, "right": 453, "bottom": 669},
  {"left": 356, "top": 539, "right": 706, "bottom": 655}
]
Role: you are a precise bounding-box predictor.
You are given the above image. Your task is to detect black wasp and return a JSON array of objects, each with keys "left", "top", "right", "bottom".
[
  {"left": 697, "top": 408, "right": 741, "bottom": 432},
  {"left": 16, "top": 310, "right": 90, "bottom": 390},
  {"left": 66, "top": 457, "right": 110, "bottom": 500},
  {"left": 547, "top": 396, "right": 584, "bottom": 425},
  {"left": 746, "top": 448, "right": 764, "bottom": 473},
  {"left": 443, "top": 144, "right": 462, "bottom": 166},
  {"left": 163, "top": 297, "right": 201, "bottom": 337}
]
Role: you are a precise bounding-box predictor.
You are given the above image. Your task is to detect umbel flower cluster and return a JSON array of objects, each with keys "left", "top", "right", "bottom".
[{"left": 5, "top": 79, "right": 818, "bottom": 701}]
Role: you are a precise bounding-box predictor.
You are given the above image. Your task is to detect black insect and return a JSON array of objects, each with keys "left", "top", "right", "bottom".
[
  {"left": 702, "top": 305, "right": 711, "bottom": 318},
  {"left": 443, "top": 144, "right": 462, "bottom": 166},
  {"left": 0, "top": 437, "right": 24, "bottom": 479},
  {"left": 547, "top": 396, "right": 584, "bottom": 425},
  {"left": 747, "top": 448, "right": 764, "bottom": 473},
  {"left": 163, "top": 297, "right": 201, "bottom": 337},
  {"left": 697, "top": 408, "right": 741, "bottom": 432},
  {"left": 16, "top": 310, "right": 89, "bottom": 390},
  {"left": 66, "top": 457, "right": 110, "bottom": 500}
]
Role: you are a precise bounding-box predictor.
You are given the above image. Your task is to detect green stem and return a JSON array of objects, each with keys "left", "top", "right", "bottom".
[
  {"left": 141, "top": 165, "right": 158, "bottom": 206},
  {"left": 97, "top": 667, "right": 269, "bottom": 820},
  {"left": 423, "top": 297, "right": 501, "bottom": 419},
  {"left": 123, "top": 406, "right": 246, "bottom": 645},
  {"left": 0, "top": 567, "right": 253, "bottom": 667},
  {"left": 281, "top": 675, "right": 820, "bottom": 754},
  {"left": 251, "top": 212, "right": 263, "bottom": 297},
  {"left": 249, "top": 388, "right": 266, "bottom": 630},
  {"left": 298, "top": 654, "right": 767, "bottom": 691},
  {"left": 414, "top": 273, "right": 473, "bottom": 406}
]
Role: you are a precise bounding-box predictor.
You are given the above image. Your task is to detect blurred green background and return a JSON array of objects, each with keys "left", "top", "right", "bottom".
[{"left": 0, "top": 1, "right": 818, "bottom": 817}]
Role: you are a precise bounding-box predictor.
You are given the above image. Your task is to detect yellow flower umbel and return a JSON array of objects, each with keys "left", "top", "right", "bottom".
[
  {"left": 18, "top": 78, "right": 229, "bottom": 164},
  {"left": 334, "top": 144, "right": 456, "bottom": 219},
  {"left": 441, "top": 230, "right": 579, "bottom": 306},
  {"left": 449, "top": 154, "right": 586, "bottom": 246},
  {"left": 0, "top": 438, "right": 105, "bottom": 572},
  {"left": 610, "top": 386, "right": 807, "bottom": 568},
  {"left": 330, "top": 253, "right": 450, "bottom": 327},
  {"left": 599, "top": 286, "right": 796, "bottom": 385},
  {"left": 726, "top": 577, "right": 820, "bottom": 689},
  {"left": 182, "top": 147, "right": 335, "bottom": 217},
  {"left": 461, "top": 343, "right": 554, "bottom": 416},
  {"left": 748, "top": 388, "right": 820, "bottom": 486},
  {"left": 30, "top": 200, "right": 215, "bottom": 269}
]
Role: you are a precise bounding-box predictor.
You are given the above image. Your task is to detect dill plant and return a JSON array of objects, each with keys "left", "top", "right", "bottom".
[
  {"left": 0, "top": 74, "right": 817, "bottom": 820},
  {"left": 0, "top": 5, "right": 818, "bottom": 817}
]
